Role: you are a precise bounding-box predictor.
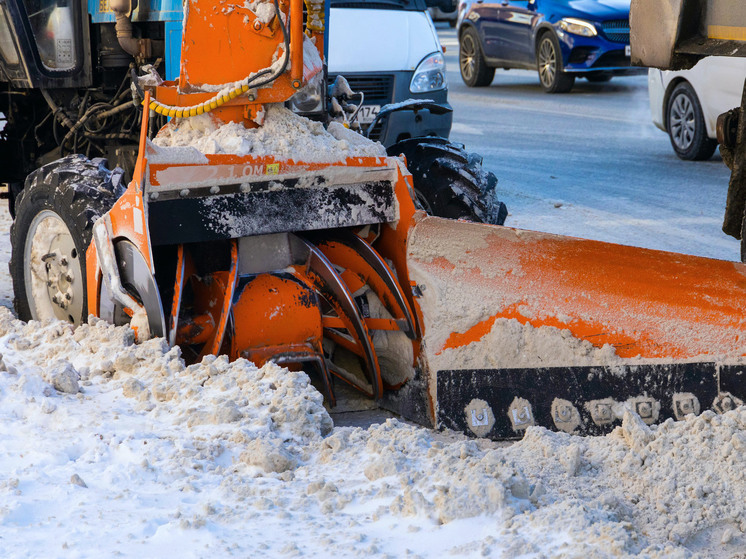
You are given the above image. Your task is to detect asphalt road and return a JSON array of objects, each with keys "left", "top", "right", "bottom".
[{"left": 435, "top": 25, "right": 740, "bottom": 261}]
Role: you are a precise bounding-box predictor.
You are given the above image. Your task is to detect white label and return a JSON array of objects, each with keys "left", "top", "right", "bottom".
[
  {"left": 56, "top": 38, "right": 73, "bottom": 65},
  {"left": 357, "top": 105, "right": 381, "bottom": 125}
]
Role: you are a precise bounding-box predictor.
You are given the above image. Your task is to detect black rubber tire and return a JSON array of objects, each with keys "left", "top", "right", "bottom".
[
  {"left": 10, "top": 155, "right": 125, "bottom": 323},
  {"left": 666, "top": 82, "right": 718, "bottom": 161},
  {"left": 459, "top": 27, "right": 495, "bottom": 88},
  {"left": 536, "top": 32, "right": 575, "bottom": 93},
  {"left": 387, "top": 137, "right": 508, "bottom": 225},
  {"left": 586, "top": 73, "right": 612, "bottom": 83}
]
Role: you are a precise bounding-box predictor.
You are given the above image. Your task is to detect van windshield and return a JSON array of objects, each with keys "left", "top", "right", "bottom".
[{"left": 329, "top": 0, "right": 427, "bottom": 11}]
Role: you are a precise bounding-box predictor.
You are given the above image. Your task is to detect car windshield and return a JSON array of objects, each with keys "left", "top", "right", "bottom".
[{"left": 329, "top": 0, "right": 427, "bottom": 11}]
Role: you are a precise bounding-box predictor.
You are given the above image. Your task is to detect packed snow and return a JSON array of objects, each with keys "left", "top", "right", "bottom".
[
  {"left": 1, "top": 200, "right": 745, "bottom": 558},
  {"left": 152, "top": 105, "right": 386, "bottom": 162}
]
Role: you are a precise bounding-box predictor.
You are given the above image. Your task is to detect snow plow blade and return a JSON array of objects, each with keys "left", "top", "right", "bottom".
[{"left": 388, "top": 217, "right": 746, "bottom": 438}]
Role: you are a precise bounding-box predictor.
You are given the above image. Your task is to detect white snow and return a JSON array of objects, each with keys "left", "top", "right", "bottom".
[
  {"left": 152, "top": 105, "right": 386, "bottom": 162},
  {"left": 0, "top": 303, "right": 744, "bottom": 557}
]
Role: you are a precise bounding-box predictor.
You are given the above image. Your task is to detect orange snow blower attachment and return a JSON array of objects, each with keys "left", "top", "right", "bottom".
[
  {"left": 403, "top": 217, "right": 746, "bottom": 437},
  {"left": 77, "top": 0, "right": 746, "bottom": 443}
]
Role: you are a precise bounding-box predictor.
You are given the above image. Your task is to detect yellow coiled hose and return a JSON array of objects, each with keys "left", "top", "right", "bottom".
[
  {"left": 304, "top": 0, "right": 325, "bottom": 33},
  {"left": 145, "top": 81, "right": 253, "bottom": 119}
]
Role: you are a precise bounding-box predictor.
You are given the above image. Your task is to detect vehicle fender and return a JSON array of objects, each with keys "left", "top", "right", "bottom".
[{"left": 532, "top": 22, "right": 556, "bottom": 57}]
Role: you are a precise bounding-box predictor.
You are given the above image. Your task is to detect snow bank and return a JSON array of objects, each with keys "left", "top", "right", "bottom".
[
  {"left": 1, "top": 308, "right": 745, "bottom": 557},
  {"left": 151, "top": 105, "right": 386, "bottom": 162}
]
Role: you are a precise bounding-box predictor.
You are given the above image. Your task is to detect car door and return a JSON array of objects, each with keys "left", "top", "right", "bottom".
[
  {"left": 467, "top": 0, "right": 502, "bottom": 60},
  {"left": 494, "top": 0, "right": 535, "bottom": 67}
]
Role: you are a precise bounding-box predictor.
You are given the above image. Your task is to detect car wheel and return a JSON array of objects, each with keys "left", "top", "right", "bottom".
[
  {"left": 666, "top": 81, "right": 718, "bottom": 161},
  {"left": 459, "top": 28, "right": 495, "bottom": 87},
  {"left": 536, "top": 33, "right": 575, "bottom": 93}
]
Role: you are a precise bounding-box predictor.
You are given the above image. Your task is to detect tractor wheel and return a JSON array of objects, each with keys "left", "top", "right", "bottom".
[
  {"left": 10, "top": 155, "right": 125, "bottom": 325},
  {"left": 387, "top": 137, "right": 508, "bottom": 225}
]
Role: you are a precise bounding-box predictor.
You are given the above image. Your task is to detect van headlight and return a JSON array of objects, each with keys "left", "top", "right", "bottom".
[
  {"left": 410, "top": 52, "right": 447, "bottom": 93},
  {"left": 287, "top": 73, "right": 324, "bottom": 113},
  {"left": 558, "top": 18, "right": 597, "bottom": 37}
]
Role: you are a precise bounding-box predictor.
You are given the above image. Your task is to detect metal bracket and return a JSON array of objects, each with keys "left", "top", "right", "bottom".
[{"left": 92, "top": 217, "right": 151, "bottom": 341}]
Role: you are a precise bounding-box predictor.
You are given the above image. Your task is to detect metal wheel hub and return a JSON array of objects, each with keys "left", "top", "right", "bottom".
[
  {"left": 460, "top": 35, "right": 476, "bottom": 80},
  {"left": 670, "top": 93, "right": 696, "bottom": 150},
  {"left": 538, "top": 38, "right": 556, "bottom": 87},
  {"left": 24, "top": 210, "right": 84, "bottom": 324}
]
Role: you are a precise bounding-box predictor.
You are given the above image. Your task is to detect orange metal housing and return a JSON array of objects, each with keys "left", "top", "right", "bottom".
[
  {"left": 407, "top": 217, "right": 746, "bottom": 363},
  {"left": 151, "top": 0, "right": 322, "bottom": 125}
]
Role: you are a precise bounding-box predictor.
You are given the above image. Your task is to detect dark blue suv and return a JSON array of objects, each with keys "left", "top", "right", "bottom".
[{"left": 458, "top": 0, "right": 644, "bottom": 93}]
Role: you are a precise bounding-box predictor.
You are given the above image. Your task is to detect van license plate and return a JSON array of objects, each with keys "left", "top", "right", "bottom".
[
  {"left": 358, "top": 105, "right": 381, "bottom": 125},
  {"left": 625, "top": 45, "right": 631, "bottom": 57}
]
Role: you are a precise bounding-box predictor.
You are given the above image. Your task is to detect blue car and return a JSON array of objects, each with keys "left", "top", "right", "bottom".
[{"left": 458, "top": 0, "right": 644, "bottom": 93}]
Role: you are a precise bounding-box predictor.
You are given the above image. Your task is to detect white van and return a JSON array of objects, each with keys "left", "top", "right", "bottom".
[{"left": 327, "top": 0, "right": 452, "bottom": 146}]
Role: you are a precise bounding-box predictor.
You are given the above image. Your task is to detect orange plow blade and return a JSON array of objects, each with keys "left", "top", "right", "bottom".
[{"left": 394, "top": 217, "right": 746, "bottom": 438}]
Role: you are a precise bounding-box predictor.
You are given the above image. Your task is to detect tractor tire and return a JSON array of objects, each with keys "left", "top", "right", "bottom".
[
  {"left": 10, "top": 155, "right": 125, "bottom": 325},
  {"left": 387, "top": 137, "right": 508, "bottom": 225}
]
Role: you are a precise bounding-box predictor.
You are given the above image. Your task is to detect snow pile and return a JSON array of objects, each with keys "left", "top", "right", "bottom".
[
  {"left": 152, "top": 105, "right": 386, "bottom": 162},
  {"left": 0, "top": 306, "right": 745, "bottom": 556},
  {"left": 500, "top": 409, "right": 746, "bottom": 557},
  {"left": 433, "top": 317, "right": 623, "bottom": 371}
]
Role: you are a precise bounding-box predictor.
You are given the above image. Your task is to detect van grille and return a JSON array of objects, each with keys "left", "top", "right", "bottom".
[{"left": 329, "top": 74, "right": 395, "bottom": 105}]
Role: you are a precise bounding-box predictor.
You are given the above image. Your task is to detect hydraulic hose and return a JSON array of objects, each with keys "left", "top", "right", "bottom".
[{"left": 145, "top": 0, "right": 290, "bottom": 119}]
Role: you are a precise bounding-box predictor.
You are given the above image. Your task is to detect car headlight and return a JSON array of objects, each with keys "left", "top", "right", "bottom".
[
  {"left": 410, "top": 52, "right": 447, "bottom": 93},
  {"left": 558, "top": 18, "right": 597, "bottom": 37},
  {"left": 287, "top": 73, "right": 324, "bottom": 113}
]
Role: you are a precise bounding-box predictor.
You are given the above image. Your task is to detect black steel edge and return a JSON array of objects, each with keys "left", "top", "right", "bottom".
[{"left": 435, "top": 362, "right": 731, "bottom": 439}]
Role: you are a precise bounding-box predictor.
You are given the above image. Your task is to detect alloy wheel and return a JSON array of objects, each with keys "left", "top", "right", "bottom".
[
  {"left": 460, "top": 33, "right": 477, "bottom": 82},
  {"left": 538, "top": 38, "right": 556, "bottom": 88},
  {"left": 670, "top": 93, "right": 696, "bottom": 151}
]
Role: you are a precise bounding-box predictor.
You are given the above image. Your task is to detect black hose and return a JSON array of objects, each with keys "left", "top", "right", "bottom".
[{"left": 244, "top": 0, "right": 290, "bottom": 90}]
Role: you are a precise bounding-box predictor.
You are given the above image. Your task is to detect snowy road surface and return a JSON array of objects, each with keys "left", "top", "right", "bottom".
[
  {"left": 438, "top": 27, "right": 739, "bottom": 261},
  {"left": 1, "top": 29, "right": 746, "bottom": 558}
]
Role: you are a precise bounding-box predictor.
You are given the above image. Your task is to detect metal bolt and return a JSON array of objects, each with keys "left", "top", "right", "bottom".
[
  {"left": 636, "top": 401, "right": 653, "bottom": 418},
  {"left": 65, "top": 293, "right": 72, "bottom": 301},
  {"left": 60, "top": 257, "right": 68, "bottom": 266},
  {"left": 555, "top": 405, "right": 572, "bottom": 422}
]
